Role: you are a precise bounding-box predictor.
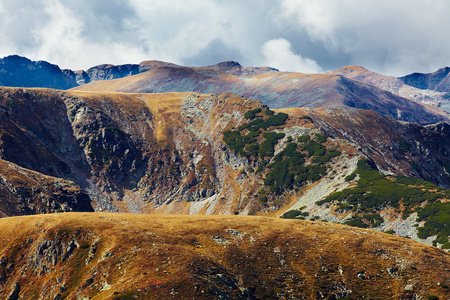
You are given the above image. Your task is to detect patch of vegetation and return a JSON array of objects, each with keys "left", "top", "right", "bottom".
[
  {"left": 344, "top": 216, "right": 368, "bottom": 228},
  {"left": 80, "top": 243, "right": 90, "bottom": 249},
  {"left": 259, "top": 132, "right": 285, "bottom": 158},
  {"left": 416, "top": 202, "right": 450, "bottom": 246},
  {"left": 398, "top": 138, "right": 411, "bottom": 153},
  {"left": 265, "top": 109, "right": 275, "bottom": 116},
  {"left": 8, "top": 99, "right": 21, "bottom": 108},
  {"left": 318, "top": 159, "right": 444, "bottom": 212},
  {"left": 317, "top": 159, "right": 450, "bottom": 244},
  {"left": 443, "top": 93, "right": 450, "bottom": 99},
  {"left": 362, "top": 213, "right": 384, "bottom": 227},
  {"left": 281, "top": 210, "right": 302, "bottom": 219},
  {"left": 224, "top": 109, "right": 341, "bottom": 204},
  {"left": 345, "top": 173, "right": 357, "bottom": 182},
  {"left": 244, "top": 108, "right": 262, "bottom": 120}
]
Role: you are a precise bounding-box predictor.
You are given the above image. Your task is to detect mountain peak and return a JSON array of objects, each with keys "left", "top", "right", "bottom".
[
  {"left": 399, "top": 66, "right": 450, "bottom": 93},
  {"left": 331, "top": 65, "right": 369, "bottom": 74}
]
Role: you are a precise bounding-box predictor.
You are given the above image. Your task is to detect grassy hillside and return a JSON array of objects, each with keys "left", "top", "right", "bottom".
[{"left": 0, "top": 213, "right": 449, "bottom": 299}]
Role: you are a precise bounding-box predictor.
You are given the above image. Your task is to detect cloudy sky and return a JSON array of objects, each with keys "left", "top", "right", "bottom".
[{"left": 0, "top": 0, "right": 448, "bottom": 76}]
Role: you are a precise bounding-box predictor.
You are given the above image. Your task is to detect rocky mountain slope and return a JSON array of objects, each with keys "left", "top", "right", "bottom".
[
  {"left": 400, "top": 66, "right": 450, "bottom": 93},
  {"left": 72, "top": 65, "right": 450, "bottom": 125},
  {"left": 0, "top": 87, "right": 449, "bottom": 249},
  {"left": 0, "top": 212, "right": 449, "bottom": 299},
  {"left": 329, "top": 66, "right": 450, "bottom": 111}
]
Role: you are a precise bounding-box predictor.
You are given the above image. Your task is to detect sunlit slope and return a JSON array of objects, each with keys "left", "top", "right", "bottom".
[
  {"left": 0, "top": 212, "right": 449, "bottom": 299},
  {"left": 71, "top": 66, "right": 450, "bottom": 125},
  {"left": 329, "top": 65, "right": 449, "bottom": 109}
]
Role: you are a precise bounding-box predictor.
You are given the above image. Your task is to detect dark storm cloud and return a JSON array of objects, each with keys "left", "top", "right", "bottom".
[{"left": 0, "top": 0, "right": 448, "bottom": 76}]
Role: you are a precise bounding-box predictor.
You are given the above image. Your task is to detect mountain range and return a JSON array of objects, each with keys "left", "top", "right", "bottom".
[{"left": 0, "top": 55, "right": 449, "bottom": 298}]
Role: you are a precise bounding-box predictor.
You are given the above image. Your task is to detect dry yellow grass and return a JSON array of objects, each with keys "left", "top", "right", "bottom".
[{"left": 0, "top": 213, "right": 449, "bottom": 299}]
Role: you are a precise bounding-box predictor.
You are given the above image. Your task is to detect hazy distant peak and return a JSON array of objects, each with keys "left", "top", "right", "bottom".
[{"left": 329, "top": 65, "right": 370, "bottom": 74}]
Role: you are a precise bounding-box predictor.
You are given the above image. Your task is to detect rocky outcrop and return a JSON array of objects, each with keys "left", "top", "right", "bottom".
[
  {"left": 400, "top": 66, "right": 450, "bottom": 92},
  {"left": 200, "top": 61, "right": 279, "bottom": 76},
  {"left": 85, "top": 64, "right": 140, "bottom": 82},
  {"left": 0, "top": 55, "right": 77, "bottom": 89}
]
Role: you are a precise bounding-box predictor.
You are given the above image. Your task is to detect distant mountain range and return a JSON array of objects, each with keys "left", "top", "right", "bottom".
[{"left": 1, "top": 55, "right": 449, "bottom": 125}]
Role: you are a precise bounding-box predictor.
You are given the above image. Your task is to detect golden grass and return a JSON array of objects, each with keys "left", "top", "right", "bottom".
[{"left": 0, "top": 212, "right": 449, "bottom": 299}]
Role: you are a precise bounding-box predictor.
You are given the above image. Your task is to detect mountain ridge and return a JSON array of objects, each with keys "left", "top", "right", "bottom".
[
  {"left": 400, "top": 66, "right": 450, "bottom": 93},
  {"left": 1, "top": 55, "right": 449, "bottom": 123},
  {"left": 72, "top": 65, "right": 450, "bottom": 125},
  {"left": 0, "top": 87, "right": 449, "bottom": 249}
]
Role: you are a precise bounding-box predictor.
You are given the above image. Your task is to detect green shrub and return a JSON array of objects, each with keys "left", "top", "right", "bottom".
[
  {"left": 258, "top": 114, "right": 288, "bottom": 130},
  {"left": 281, "top": 210, "right": 301, "bottom": 219},
  {"left": 259, "top": 132, "right": 285, "bottom": 157},
  {"left": 259, "top": 196, "right": 268, "bottom": 204},
  {"left": 345, "top": 173, "right": 357, "bottom": 181},
  {"left": 297, "top": 135, "right": 310, "bottom": 143},
  {"left": 363, "top": 214, "right": 384, "bottom": 227},
  {"left": 302, "top": 141, "right": 326, "bottom": 157},
  {"left": 244, "top": 108, "right": 262, "bottom": 120},
  {"left": 344, "top": 216, "right": 368, "bottom": 228},
  {"left": 315, "top": 134, "right": 327, "bottom": 143},
  {"left": 265, "top": 109, "right": 275, "bottom": 115}
]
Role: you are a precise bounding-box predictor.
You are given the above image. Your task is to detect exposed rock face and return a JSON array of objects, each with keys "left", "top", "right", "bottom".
[
  {"left": 308, "top": 107, "right": 450, "bottom": 188},
  {"left": 74, "top": 70, "right": 90, "bottom": 85},
  {"left": 0, "top": 213, "right": 449, "bottom": 299},
  {"left": 0, "top": 87, "right": 449, "bottom": 217},
  {"left": 200, "top": 61, "right": 279, "bottom": 75},
  {"left": 0, "top": 87, "right": 449, "bottom": 249},
  {"left": 85, "top": 64, "right": 140, "bottom": 82},
  {"left": 0, "top": 55, "right": 77, "bottom": 89},
  {"left": 400, "top": 66, "right": 450, "bottom": 92}
]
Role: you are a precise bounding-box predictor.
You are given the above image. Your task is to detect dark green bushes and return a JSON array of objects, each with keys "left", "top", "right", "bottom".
[
  {"left": 259, "top": 132, "right": 285, "bottom": 158},
  {"left": 224, "top": 108, "right": 342, "bottom": 203},
  {"left": 244, "top": 108, "right": 262, "bottom": 120},
  {"left": 416, "top": 202, "right": 450, "bottom": 245},
  {"left": 317, "top": 159, "right": 450, "bottom": 244},
  {"left": 281, "top": 210, "right": 301, "bottom": 219},
  {"left": 318, "top": 159, "right": 444, "bottom": 212}
]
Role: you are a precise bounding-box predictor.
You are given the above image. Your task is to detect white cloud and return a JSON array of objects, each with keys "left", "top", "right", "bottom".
[
  {"left": 0, "top": 0, "right": 449, "bottom": 76},
  {"left": 280, "top": 0, "right": 450, "bottom": 75},
  {"left": 262, "top": 38, "right": 322, "bottom": 73}
]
